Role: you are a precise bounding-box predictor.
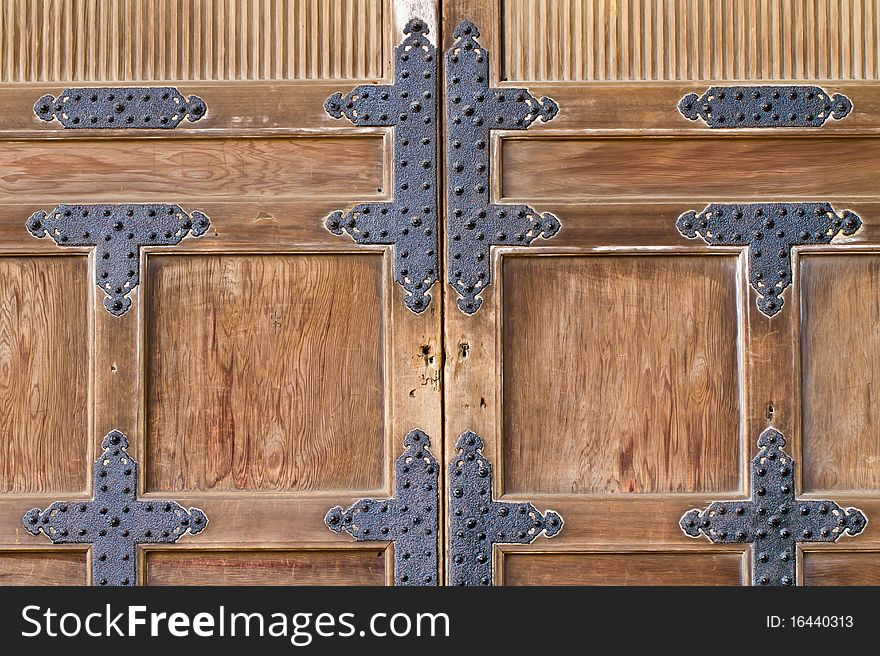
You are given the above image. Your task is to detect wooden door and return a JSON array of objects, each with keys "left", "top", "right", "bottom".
[
  {"left": 442, "top": 0, "right": 880, "bottom": 586},
  {"left": 0, "top": 0, "right": 441, "bottom": 586},
  {"left": 1, "top": 0, "right": 879, "bottom": 588}
]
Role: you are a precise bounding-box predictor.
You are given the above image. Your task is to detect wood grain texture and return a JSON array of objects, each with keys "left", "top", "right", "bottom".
[
  {"left": 0, "top": 0, "right": 386, "bottom": 82},
  {"left": 800, "top": 254, "right": 880, "bottom": 493},
  {"left": 0, "top": 551, "right": 88, "bottom": 585},
  {"left": 503, "top": 551, "right": 745, "bottom": 585},
  {"left": 802, "top": 551, "right": 880, "bottom": 585},
  {"left": 502, "top": 0, "right": 880, "bottom": 81},
  {"left": 0, "top": 136, "right": 385, "bottom": 204},
  {"left": 501, "top": 136, "right": 880, "bottom": 202},
  {"left": 145, "top": 549, "right": 386, "bottom": 585},
  {"left": 502, "top": 255, "right": 741, "bottom": 494},
  {"left": 145, "top": 253, "right": 386, "bottom": 492},
  {"left": 0, "top": 256, "right": 90, "bottom": 493}
]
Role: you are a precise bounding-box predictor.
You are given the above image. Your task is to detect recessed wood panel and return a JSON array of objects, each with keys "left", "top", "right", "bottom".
[
  {"left": 146, "top": 253, "right": 385, "bottom": 492},
  {"left": 0, "top": 551, "right": 88, "bottom": 585},
  {"left": 0, "top": 256, "right": 90, "bottom": 493},
  {"left": 503, "top": 552, "right": 745, "bottom": 585},
  {"left": 803, "top": 552, "right": 880, "bottom": 585},
  {"left": 801, "top": 255, "right": 880, "bottom": 493},
  {"left": 0, "top": 137, "right": 384, "bottom": 203},
  {"left": 0, "top": 0, "right": 386, "bottom": 82},
  {"left": 503, "top": 255, "right": 741, "bottom": 494},
  {"left": 502, "top": 0, "right": 880, "bottom": 82},
  {"left": 501, "top": 137, "right": 879, "bottom": 202},
  {"left": 145, "top": 549, "right": 386, "bottom": 585}
]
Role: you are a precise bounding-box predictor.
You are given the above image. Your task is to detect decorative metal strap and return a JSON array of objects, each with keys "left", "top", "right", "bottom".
[
  {"left": 324, "top": 19, "right": 438, "bottom": 313},
  {"left": 677, "top": 203, "right": 861, "bottom": 317},
  {"left": 23, "top": 430, "right": 207, "bottom": 587},
  {"left": 325, "top": 430, "right": 439, "bottom": 586},
  {"left": 35, "top": 87, "right": 206, "bottom": 128},
  {"left": 681, "top": 428, "right": 867, "bottom": 586},
  {"left": 449, "top": 432, "right": 562, "bottom": 586},
  {"left": 26, "top": 204, "right": 210, "bottom": 316},
  {"left": 446, "top": 21, "right": 561, "bottom": 314},
  {"left": 679, "top": 86, "right": 852, "bottom": 128}
]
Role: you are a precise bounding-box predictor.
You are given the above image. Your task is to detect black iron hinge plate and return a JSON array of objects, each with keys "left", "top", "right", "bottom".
[
  {"left": 681, "top": 428, "right": 866, "bottom": 586},
  {"left": 35, "top": 87, "right": 206, "bottom": 128},
  {"left": 23, "top": 430, "right": 207, "bottom": 586},
  {"left": 26, "top": 204, "right": 210, "bottom": 315}
]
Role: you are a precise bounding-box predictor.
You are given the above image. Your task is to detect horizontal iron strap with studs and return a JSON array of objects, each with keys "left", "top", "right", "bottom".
[
  {"left": 325, "top": 430, "right": 439, "bottom": 586},
  {"left": 23, "top": 431, "right": 207, "bottom": 587},
  {"left": 678, "top": 85, "right": 852, "bottom": 128},
  {"left": 449, "top": 432, "right": 562, "bottom": 586},
  {"left": 323, "top": 19, "right": 439, "bottom": 313},
  {"left": 35, "top": 87, "right": 206, "bottom": 128},
  {"left": 680, "top": 428, "right": 866, "bottom": 586},
  {"left": 26, "top": 204, "right": 210, "bottom": 316},
  {"left": 446, "top": 20, "right": 561, "bottom": 315},
  {"left": 676, "top": 203, "right": 861, "bottom": 317}
]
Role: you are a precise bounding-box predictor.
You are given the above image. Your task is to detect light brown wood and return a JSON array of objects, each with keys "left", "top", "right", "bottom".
[
  {"left": 802, "top": 551, "right": 880, "bottom": 585},
  {"left": 145, "top": 548, "right": 387, "bottom": 585},
  {"left": 501, "top": 136, "right": 880, "bottom": 202},
  {"left": 502, "top": 254, "right": 741, "bottom": 495},
  {"left": 501, "top": 0, "right": 880, "bottom": 82},
  {"left": 800, "top": 254, "right": 880, "bottom": 493},
  {"left": 145, "top": 253, "right": 386, "bottom": 493},
  {"left": 0, "top": 550, "right": 88, "bottom": 585},
  {"left": 0, "top": 136, "right": 386, "bottom": 204},
  {"left": 0, "top": 0, "right": 387, "bottom": 82},
  {"left": 0, "top": 256, "right": 90, "bottom": 493},
  {"left": 444, "top": 0, "right": 880, "bottom": 585},
  {"left": 503, "top": 551, "right": 745, "bottom": 585}
]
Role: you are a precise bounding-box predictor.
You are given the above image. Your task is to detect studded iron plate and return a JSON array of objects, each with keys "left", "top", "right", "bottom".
[
  {"left": 677, "top": 203, "right": 861, "bottom": 317},
  {"left": 446, "top": 21, "right": 561, "bottom": 315},
  {"left": 26, "top": 204, "right": 210, "bottom": 316},
  {"left": 325, "top": 430, "right": 439, "bottom": 586},
  {"left": 678, "top": 86, "right": 852, "bottom": 127},
  {"left": 449, "top": 432, "right": 562, "bottom": 586},
  {"left": 35, "top": 87, "right": 206, "bottom": 128},
  {"left": 680, "top": 428, "right": 866, "bottom": 586},
  {"left": 324, "top": 19, "right": 438, "bottom": 313},
  {"left": 23, "top": 431, "right": 207, "bottom": 587}
]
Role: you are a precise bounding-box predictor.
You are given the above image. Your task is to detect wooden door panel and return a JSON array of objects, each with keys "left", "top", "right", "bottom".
[
  {"left": 0, "top": 551, "right": 88, "bottom": 586},
  {"left": 144, "top": 549, "right": 388, "bottom": 586},
  {"left": 0, "top": 136, "right": 386, "bottom": 202},
  {"left": 501, "top": 254, "right": 741, "bottom": 495},
  {"left": 0, "top": 255, "right": 91, "bottom": 494},
  {"left": 500, "top": 136, "right": 880, "bottom": 201},
  {"left": 144, "top": 253, "right": 387, "bottom": 494},
  {"left": 800, "top": 254, "right": 880, "bottom": 494},
  {"left": 502, "top": 551, "right": 746, "bottom": 586},
  {"left": 802, "top": 551, "right": 880, "bottom": 585}
]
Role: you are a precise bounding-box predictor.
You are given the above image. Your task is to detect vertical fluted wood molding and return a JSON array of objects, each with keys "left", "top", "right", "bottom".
[
  {"left": 0, "top": 0, "right": 386, "bottom": 82},
  {"left": 501, "top": 0, "right": 880, "bottom": 82}
]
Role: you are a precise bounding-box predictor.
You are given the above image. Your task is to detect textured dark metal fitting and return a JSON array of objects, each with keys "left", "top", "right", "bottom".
[
  {"left": 22, "top": 430, "right": 207, "bottom": 587},
  {"left": 679, "top": 85, "right": 852, "bottom": 128},
  {"left": 446, "top": 20, "right": 561, "bottom": 315},
  {"left": 677, "top": 203, "right": 861, "bottom": 317},
  {"left": 26, "top": 204, "right": 211, "bottom": 316},
  {"left": 325, "top": 429, "right": 439, "bottom": 586},
  {"left": 448, "top": 431, "right": 563, "bottom": 586},
  {"left": 680, "top": 428, "right": 867, "bottom": 587},
  {"left": 34, "top": 87, "right": 206, "bottom": 128},
  {"left": 323, "top": 19, "right": 439, "bottom": 313}
]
